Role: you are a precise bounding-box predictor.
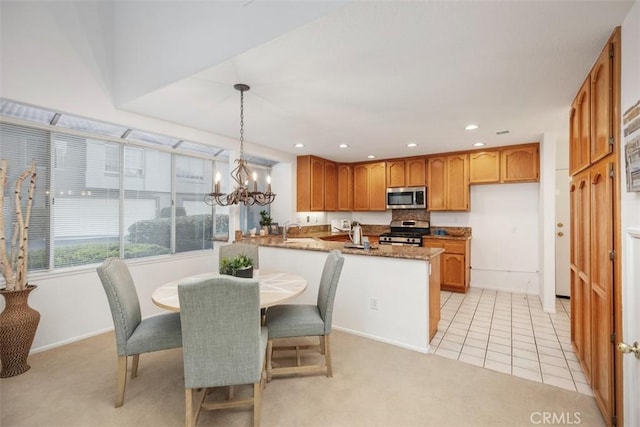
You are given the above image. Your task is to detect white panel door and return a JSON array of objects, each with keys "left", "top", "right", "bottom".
[
  {"left": 555, "top": 169, "right": 570, "bottom": 296},
  {"left": 622, "top": 229, "right": 640, "bottom": 427}
]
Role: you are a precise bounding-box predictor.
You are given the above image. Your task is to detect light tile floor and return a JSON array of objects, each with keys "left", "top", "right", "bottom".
[{"left": 429, "top": 287, "right": 593, "bottom": 396}]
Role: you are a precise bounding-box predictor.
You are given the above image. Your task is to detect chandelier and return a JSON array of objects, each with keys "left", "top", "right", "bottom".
[{"left": 205, "top": 84, "right": 276, "bottom": 206}]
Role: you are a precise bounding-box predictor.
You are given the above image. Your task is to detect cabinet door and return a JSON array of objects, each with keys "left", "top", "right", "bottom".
[
  {"left": 589, "top": 161, "right": 615, "bottom": 417},
  {"left": 427, "top": 157, "right": 446, "bottom": 211},
  {"left": 406, "top": 158, "right": 426, "bottom": 186},
  {"left": 368, "top": 162, "right": 387, "bottom": 210},
  {"left": 337, "top": 164, "right": 353, "bottom": 211},
  {"left": 447, "top": 154, "right": 469, "bottom": 210},
  {"left": 570, "top": 78, "right": 591, "bottom": 175},
  {"left": 296, "top": 156, "right": 311, "bottom": 211},
  {"left": 353, "top": 164, "right": 370, "bottom": 211},
  {"left": 386, "top": 160, "right": 405, "bottom": 188},
  {"left": 469, "top": 151, "right": 500, "bottom": 184},
  {"left": 441, "top": 253, "right": 466, "bottom": 291},
  {"left": 324, "top": 161, "right": 337, "bottom": 211},
  {"left": 501, "top": 146, "right": 539, "bottom": 182},
  {"left": 310, "top": 157, "right": 325, "bottom": 211},
  {"left": 591, "top": 45, "right": 613, "bottom": 164}
]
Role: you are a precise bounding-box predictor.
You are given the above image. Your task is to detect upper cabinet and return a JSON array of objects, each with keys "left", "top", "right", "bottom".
[
  {"left": 324, "top": 160, "right": 338, "bottom": 211},
  {"left": 337, "top": 164, "right": 353, "bottom": 211},
  {"left": 569, "top": 33, "right": 617, "bottom": 177},
  {"left": 297, "top": 155, "right": 336, "bottom": 211},
  {"left": 470, "top": 144, "right": 539, "bottom": 184},
  {"left": 590, "top": 43, "right": 614, "bottom": 164},
  {"left": 428, "top": 154, "right": 469, "bottom": 211},
  {"left": 353, "top": 161, "right": 386, "bottom": 211},
  {"left": 386, "top": 158, "right": 426, "bottom": 187},
  {"left": 501, "top": 145, "right": 539, "bottom": 182},
  {"left": 570, "top": 78, "right": 591, "bottom": 175},
  {"left": 469, "top": 150, "right": 500, "bottom": 184}
]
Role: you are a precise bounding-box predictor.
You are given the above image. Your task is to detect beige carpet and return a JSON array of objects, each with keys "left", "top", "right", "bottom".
[{"left": 1, "top": 330, "right": 604, "bottom": 427}]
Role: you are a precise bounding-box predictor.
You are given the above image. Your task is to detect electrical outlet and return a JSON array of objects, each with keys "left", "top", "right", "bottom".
[
  {"left": 306, "top": 215, "right": 310, "bottom": 223},
  {"left": 370, "top": 298, "right": 378, "bottom": 310}
]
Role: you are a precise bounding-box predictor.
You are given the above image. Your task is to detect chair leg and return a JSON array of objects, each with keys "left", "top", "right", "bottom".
[
  {"left": 253, "top": 381, "right": 262, "bottom": 427},
  {"left": 324, "top": 335, "right": 333, "bottom": 378},
  {"left": 295, "top": 346, "right": 301, "bottom": 366},
  {"left": 228, "top": 385, "right": 235, "bottom": 400},
  {"left": 185, "top": 388, "right": 194, "bottom": 427},
  {"left": 266, "top": 340, "right": 273, "bottom": 382},
  {"left": 319, "top": 336, "right": 326, "bottom": 355},
  {"left": 131, "top": 354, "right": 140, "bottom": 378},
  {"left": 115, "top": 355, "right": 127, "bottom": 407}
]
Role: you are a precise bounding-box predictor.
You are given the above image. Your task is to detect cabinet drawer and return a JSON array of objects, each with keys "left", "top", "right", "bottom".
[{"left": 443, "top": 241, "right": 466, "bottom": 254}]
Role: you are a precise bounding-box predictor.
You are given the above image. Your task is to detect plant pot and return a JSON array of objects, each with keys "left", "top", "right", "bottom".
[
  {"left": 0, "top": 285, "right": 40, "bottom": 378},
  {"left": 234, "top": 266, "right": 254, "bottom": 278}
]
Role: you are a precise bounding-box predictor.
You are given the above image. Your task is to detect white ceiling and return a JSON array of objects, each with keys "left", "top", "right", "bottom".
[{"left": 119, "top": 1, "right": 634, "bottom": 163}]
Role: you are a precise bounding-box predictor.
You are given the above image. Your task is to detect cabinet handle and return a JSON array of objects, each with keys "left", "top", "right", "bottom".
[{"left": 592, "top": 173, "right": 602, "bottom": 185}]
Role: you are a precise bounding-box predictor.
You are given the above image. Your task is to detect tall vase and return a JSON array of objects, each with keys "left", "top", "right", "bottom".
[{"left": 0, "top": 285, "right": 40, "bottom": 378}]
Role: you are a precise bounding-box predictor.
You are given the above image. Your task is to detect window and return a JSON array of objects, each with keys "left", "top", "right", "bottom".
[
  {"left": 124, "top": 148, "right": 171, "bottom": 259},
  {"left": 0, "top": 100, "right": 259, "bottom": 274},
  {"left": 53, "top": 135, "right": 120, "bottom": 268}
]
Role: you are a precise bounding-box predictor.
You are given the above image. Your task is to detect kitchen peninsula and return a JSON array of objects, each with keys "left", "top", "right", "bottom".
[{"left": 238, "top": 235, "right": 444, "bottom": 353}]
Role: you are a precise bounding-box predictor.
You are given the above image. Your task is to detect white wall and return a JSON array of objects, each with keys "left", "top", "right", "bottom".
[
  {"left": 431, "top": 182, "right": 540, "bottom": 294},
  {"left": 21, "top": 252, "right": 216, "bottom": 352}
]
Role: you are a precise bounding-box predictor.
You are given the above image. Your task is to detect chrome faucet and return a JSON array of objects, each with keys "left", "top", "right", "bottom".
[{"left": 283, "top": 221, "right": 301, "bottom": 241}]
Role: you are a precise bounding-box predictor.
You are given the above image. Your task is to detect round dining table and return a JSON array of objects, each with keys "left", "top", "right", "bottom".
[{"left": 151, "top": 269, "right": 308, "bottom": 311}]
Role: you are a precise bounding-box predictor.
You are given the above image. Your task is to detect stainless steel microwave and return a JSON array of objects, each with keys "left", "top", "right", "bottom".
[{"left": 386, "top": 186, "right": 427, "bottom": 209}]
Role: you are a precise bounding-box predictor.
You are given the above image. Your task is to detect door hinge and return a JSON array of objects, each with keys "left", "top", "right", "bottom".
[
  {"left": 609, "top": 250, "right": 616, "bottom": 261},
  {"left": 609, "top": 136, "right": 615, "bottom": 147},
  {"left": 612, "top": 415, "right": 617, "bottom": 426},
  {"left": 609, "top": 163, "right": 615, "bottom": 178},
  {"left": 609, "top": 44, "right": 614, "bottom": 59},
  {"left": 610, "top": 332, "right": 617, "bottom": 343}
]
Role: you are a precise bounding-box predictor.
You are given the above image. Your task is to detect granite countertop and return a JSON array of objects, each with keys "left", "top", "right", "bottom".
[{"left": 239, "top": 235, "right": 444, "bottom": 261}]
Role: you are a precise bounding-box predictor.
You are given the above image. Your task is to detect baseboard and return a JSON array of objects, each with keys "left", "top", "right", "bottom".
[{"left": 332, "top": 326, "right": 430, "bottom": 354}]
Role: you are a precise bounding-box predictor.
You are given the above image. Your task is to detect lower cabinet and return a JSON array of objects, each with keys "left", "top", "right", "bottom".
[
  {"left": 422, "top": 238, "right": 470, "bottom": 293},
  {"left": 429, "top": 254, "right": 441, "bottom": 341}
]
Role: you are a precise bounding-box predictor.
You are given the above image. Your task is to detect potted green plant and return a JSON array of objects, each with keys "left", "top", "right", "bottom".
[
  {"left": 259, "top": 210, "right": 272, "bottom": 234},
  {"left": 219, "top": 253, "right": 254, "bottom": 278},
  {"left": 0, "top": 159, "right": 40, "bottom": 378}
]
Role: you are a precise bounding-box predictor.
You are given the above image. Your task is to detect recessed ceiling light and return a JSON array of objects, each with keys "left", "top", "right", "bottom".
[
  {"left": 338, "top": 143, "right": 349, "bottom": 149},
  {"left": 465, "top": 124, "right": 479, "bottom": 130},
  {"left": 294, "top": 143, "right": 305, "bottom": 148},
  {"left": 406, "top": 142, "right": 418, "bottom": 148},
  {"left": 367, "top": 155, "right": 376, "bottom": 159},
  {"left": 473, "top": 142, "right": 485, "bottom": 147}
]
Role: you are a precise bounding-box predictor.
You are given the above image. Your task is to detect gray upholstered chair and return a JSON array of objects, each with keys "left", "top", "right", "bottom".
[
  {"left": 219, "top": 242, "right": 259, "bottom": 270},
  {"left": 96, "top": 257, "right": 183, "bottom": 407},
  {"left": 265, "top": 249, "right": 344, "bottom": 380},
  {"left": 178, "top": 276, "right": 267, "bottom": 427}
]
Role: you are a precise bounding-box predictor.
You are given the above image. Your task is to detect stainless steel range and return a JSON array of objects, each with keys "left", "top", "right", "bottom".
[{"left": 379, "top": 220, "right": 430, "bottom": 246}]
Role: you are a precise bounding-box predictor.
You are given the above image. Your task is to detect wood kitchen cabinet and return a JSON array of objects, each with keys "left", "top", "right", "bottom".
[
  {"left": 427, "top": 154, "right": 469, "bottom": 211},
  {"left": 297, "top": 155, "right": 337, "bottom": 211},
  {"left": 469, "top": 150, "right": 500, "bottom": 184},
  {"left": 386, "top": 158, "right": 426, "bottom": 187},
  {"left": 429, "top": 253, "right": 441, "bottom": 341},
  {"left": 422, "top": 238, "right": 470, "bottom": 293},
  {"left": 353, "top": 161, "right": 386, "bottom": 211},
  {"left": 500, "top": 145, "right": 539, "bottom": 182},
  {"left": 590, "top": 43, "right": 614, "bottom": 164},
  {"left": 337, "top": 163, "right": 353, "bottom": 211},
  {"left": 324, "top": 160, "right": 338, "bottom": 211},
  {"left": 570, "top": 77, "right": 591, "bottom": 175}
]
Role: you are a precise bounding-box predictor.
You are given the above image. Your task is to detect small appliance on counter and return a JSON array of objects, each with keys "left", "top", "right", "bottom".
[{"left": 331, "top": 219, "right": 351, "bottom": 232}]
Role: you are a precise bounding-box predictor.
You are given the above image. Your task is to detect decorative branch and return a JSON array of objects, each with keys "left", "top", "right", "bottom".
[
  {"left": 0, "top": 159, "right": 16, "bottom": 289},
  {"left": 0, "top": 159, "right": 37, "bottom": 291}
]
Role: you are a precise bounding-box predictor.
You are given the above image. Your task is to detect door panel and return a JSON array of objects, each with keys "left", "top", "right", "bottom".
[
  {"left": 555, "top": 169, "right": 570, "bottom": 296},
  {"left": 589, "top": 162, "right": 614, "bottom": 419}
]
